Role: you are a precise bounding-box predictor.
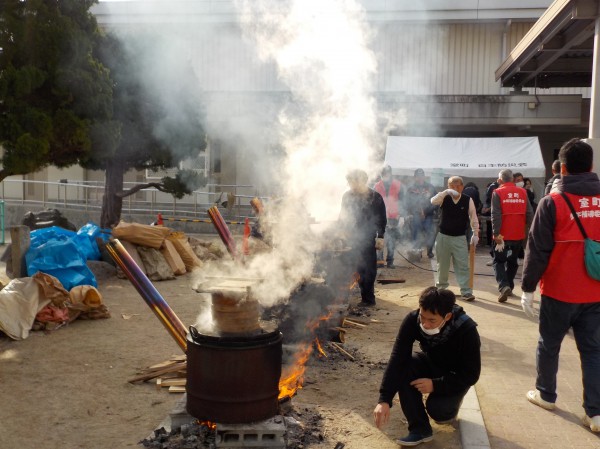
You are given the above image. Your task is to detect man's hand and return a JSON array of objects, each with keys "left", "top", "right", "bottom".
[
  {"left": 521, "top": 292, "right": 538, "bottom": 320},
  {"left": 373, "top": 402, "right": 390, "bottom": 429},
  {"left": 470, "top": 234, "right": 479, "bottom": 246},
  {"left": 445, "top": 189, "right": 459, "bottom": 198},
  {"left": 375, "top": 238, "right": 385, "bottom": 251},
  {"left": 494, "top": 235, "right": 504, "bottom": 252},
  {"left": 410, "top": 378, "right": 434, "bottom": 394}
]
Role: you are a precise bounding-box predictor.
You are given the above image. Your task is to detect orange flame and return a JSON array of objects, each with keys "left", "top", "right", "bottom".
[
  {"left": 197, "top": 420, "right": 217, "bottom": 430},
  {"left": 278, "top": 311, "right": 333, "bottom": 400},
  {"left": 314, "top": 338, "right": 327, "bottom": 358}
]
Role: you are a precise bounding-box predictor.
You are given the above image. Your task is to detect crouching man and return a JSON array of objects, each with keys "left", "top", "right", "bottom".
[{"left": 373, "top": 287, "right": 481, "bottom": 446}]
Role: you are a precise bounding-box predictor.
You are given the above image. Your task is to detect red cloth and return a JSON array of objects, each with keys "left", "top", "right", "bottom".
[
  {"left": 540, "top": 192, "right": 600, "bottom": 303},
  {"left": 495, "top": 182, "right": 527, "bottom": 240},
  {"left": 374, "top": 179, "right": 402, "bottom": 219}
]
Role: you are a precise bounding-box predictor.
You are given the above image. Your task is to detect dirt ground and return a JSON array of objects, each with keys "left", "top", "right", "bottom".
[{"left": 0, "top": 246, "right": 461, "bottom": 449}]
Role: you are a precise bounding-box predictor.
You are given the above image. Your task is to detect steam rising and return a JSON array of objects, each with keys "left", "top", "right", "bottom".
[{"left": 102, "top": 0, "right": 386, "bottom": 311}]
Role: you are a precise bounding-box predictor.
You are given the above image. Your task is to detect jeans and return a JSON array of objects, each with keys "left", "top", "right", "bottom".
[
  {"left": 492, "top": 241, "right": 522, "bottom": 291},
  {"left": 411, "top": 214, "right": 434, "bottom": 252},
  {"left": 377, "top": 221, "right": 400, "bottom": 265},
  {"left": 536, "top": 296, "right": 600, "bottom": 417},
  {"left": 398, "top": 353, "right": 468, "bottom": 435}
]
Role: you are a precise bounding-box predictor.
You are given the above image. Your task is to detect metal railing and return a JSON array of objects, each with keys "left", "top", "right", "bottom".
[{"left": 0, "top": 179, "right": 263, "bottom": 221}]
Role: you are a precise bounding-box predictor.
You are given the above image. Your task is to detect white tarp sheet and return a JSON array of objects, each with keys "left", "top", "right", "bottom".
[{"left": 384, "top": 136, "right": 546, "bottom": 179}]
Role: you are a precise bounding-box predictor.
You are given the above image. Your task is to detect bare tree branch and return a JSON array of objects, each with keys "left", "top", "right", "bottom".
[{"left": 116, "top": 183, "right": 169, "bottom": 198}]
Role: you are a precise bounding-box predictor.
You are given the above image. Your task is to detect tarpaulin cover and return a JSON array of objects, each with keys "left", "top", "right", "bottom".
[
  {"left": 384, "top": 136, "right": 546, "bottom": 178},
  {"left": 77, "top": 222, "right": 111, "bottom": 261},
  {"left": 26, "top": 227, "right": 97, "bottom": 290}
]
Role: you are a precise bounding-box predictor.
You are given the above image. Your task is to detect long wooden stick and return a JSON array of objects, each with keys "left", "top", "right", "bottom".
[
  {"left": 469, "top": 243, "right": 475, "bottom": 289},
  {"left": 330, "top": 342, "right": 355, "bottom": 361}
]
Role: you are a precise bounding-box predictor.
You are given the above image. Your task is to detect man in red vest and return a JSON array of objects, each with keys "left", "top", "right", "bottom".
[
  {"left": 374, "top": 165, "right": 404, "bottom": 268},
  {"left": 520, "top": 138, "right": 600, "bottom": 433},
  {"left": 491, "top": 169, "right": 533, "bottom": 303}
]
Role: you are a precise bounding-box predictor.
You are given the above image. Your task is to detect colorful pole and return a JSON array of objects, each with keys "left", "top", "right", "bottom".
[
  {"left": 208, "top": 206, "right": 237, "bottom": 259},
  {"left": 106, "top": 239, "right": 187, "bottom": 352}
]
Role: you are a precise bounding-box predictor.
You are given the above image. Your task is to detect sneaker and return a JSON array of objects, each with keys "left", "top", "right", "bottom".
[
  {"left": 486, "top": 260, "right": 493, "bottom": 266},
  {"left": 526, "top": 390, "right": 556, "bottom": 410},
  {"left": 582, "top": 414, "right": 600, "bottom": 432},
  {"left": 427, "top": 251, "right": 434, "bottom": 259},
  {"left": 386, "top": 263, "right": 396, "bottom": 269},
  {"left": 396, "top": 432, "right": 434, "bottom": 447},
  {"left": 461, "top": 293, "right": 475, "bottom": 302},
  {"left": 497, "top": 286, "right": 511, "bottom": 303}
]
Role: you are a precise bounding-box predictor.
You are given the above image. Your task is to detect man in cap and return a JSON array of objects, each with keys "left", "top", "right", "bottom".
[
  {"left": 374, "top": 165, "right": 405, "bottom": 268},
  {"left": 407, "top": 169, "right": 437, "bottom": 258},
  {"left": 339, "top": 169, "right": 387, "bottom": 307}
]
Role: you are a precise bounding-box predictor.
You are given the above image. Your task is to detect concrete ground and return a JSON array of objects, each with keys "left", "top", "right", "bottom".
[{"left": 429, "top": 245, "right": 600, "bottom": 449}]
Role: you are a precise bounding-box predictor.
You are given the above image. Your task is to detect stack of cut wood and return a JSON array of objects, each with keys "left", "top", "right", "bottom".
[{"left": 128, "top": 354, "right": 187, "bottom": 393}]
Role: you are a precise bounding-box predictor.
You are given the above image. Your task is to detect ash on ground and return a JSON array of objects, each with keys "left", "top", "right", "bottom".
[{"left": 138, "top": 405, "right": 323, "bottom": 449}]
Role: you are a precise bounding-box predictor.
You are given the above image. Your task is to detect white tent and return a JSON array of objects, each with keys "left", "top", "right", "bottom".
[{"left": 385, "top": 136, "right": 546, "bottom": 180}]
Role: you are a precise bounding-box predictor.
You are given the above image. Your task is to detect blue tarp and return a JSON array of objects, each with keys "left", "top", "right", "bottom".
[{"left": 25, "top": 224, "right": 109, "bottom": 290}]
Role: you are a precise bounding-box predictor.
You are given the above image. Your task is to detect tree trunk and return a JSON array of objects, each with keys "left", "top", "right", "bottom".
[{"left": 101, "top": 159, "right": 125, "bottom": 228}]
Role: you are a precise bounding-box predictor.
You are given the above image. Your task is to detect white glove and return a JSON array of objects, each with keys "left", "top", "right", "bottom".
[
  {"left": 494, "top": 242, "right": 505, "bottom": 252},
  {"left": 398, "top": 217, "right": 405, "bottom": 228},
  {"left": 445, "top": 189, "right": 459, "bottom": 198},
  {"left": 470, "top": 234, "right": 479, "bottom": 246},
  {"left": 375, "top": 238, "right": 385, "bottom": 251},
  {"left": 521, "top": 292, "right": 538, "bottom": 319}
]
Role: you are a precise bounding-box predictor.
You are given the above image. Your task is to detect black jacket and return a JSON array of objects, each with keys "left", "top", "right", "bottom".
[
  {"left": 339, "top": 188, "right": 386, "bottom": 247},
  {"left": 378, "top": 306, "right": 481, "bottom": 406},
  {"left": 521, "top": 171, "right": 600, "bottom": 292}
]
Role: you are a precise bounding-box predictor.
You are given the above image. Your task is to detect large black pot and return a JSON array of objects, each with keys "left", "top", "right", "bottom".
[{"left": 186, "top": 326, "right": 283, "bottom": 423}]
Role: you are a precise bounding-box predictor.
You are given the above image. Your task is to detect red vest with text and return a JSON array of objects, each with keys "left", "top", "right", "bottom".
[
  {"left": 495, "top": 183, "right": 527, "bottom": 240},
  {"left": 374, "top": 180, "right": 402, "bottom": 219},
  {"left": 540, "top": 192, "right": 600, "bottom": 303}
]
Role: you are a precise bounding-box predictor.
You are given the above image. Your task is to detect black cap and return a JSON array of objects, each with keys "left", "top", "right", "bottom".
[{"left": 414, "top": 168, "right": 425, "bottom": 176}]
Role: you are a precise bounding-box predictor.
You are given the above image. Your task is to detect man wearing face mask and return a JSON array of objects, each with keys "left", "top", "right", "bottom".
[
  {"left": 491, "top": 169, "right": 534, "bottom": 302},
  {"left": 373, "top": 287, "right": 481, "bottom": 447}
]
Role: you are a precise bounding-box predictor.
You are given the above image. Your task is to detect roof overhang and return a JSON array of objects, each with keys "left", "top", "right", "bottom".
[{"left": 496, "top": 0, "right": 600, "bottom": 88}]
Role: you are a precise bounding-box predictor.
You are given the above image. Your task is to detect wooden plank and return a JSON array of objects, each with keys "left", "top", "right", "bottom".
[
  {"left": 160, "top": 378, "right": 187, "bottom": 387},
  {"left": 329, "top": 342, "right": 355, "bottom": 361},
  {"left": 168, "top": 386, "right": 186, "bottom": 393}
]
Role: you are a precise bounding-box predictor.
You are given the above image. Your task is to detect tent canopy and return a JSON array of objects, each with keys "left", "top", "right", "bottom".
[{"left": 384, "top": 136, "right": 546, "bottom": 179}]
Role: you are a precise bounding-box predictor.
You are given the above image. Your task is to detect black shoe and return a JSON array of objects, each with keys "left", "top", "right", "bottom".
[
  {"left": 386, "top": 263, "right": 396, "bottom": 268},
  {"left": 357, "top": 301, "right": 375, "bottom": 308},
  {"left": 427, "top": 251, "right": 434, "bottom": 259}
]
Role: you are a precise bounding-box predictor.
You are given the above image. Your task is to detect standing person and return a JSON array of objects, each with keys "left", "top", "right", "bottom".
[
  {"left": 407, "top": 168, "right": 437, "bottom": 259},
  {"left": 491, "top": 169, "right": 533, "bottom": 303},
  {"left": 462, "top": 181, "right": 482, "bottom": 243},
  {"left": 520, "top": 138, "right": 600, "bottom": 432},
  {"left": 430, "top": 176, "right": 479, "bottom": 302},
  {"left": 544, "top": 159, "right": 561, "bottom": 195},
  {"left": 523, "top": 177, "right": 536, "bottom": 208},
  {"left": 339, "top": 169, "right": 387, "bottom": 307},
  {"left": 374, "top": 165, "right": 404, "bottom": 268},
  {"left": 482, "top": 180, "right": 499, "bottom": 248},
  {"left": 373, "top": 287, "right": 481, "bottom": 447}
]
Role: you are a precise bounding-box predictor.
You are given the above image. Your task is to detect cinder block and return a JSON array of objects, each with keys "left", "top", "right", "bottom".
[{"left": 216, "top": 415, "right": 286, "bottom": 448}]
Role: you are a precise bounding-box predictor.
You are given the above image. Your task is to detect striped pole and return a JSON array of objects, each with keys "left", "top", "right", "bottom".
[{"left": 106, "top": 239, "right": 188, "bottom": 352}]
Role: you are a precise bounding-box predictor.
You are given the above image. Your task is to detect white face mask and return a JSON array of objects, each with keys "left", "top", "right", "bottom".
[
  {"left": 515, "top": 181, "right": 524, "bottom": 188},
  {"left": 419, "top": 319, "right": 446, "bottom": 336}
]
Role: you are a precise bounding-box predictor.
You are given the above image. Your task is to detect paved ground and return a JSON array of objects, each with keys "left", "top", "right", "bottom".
[{"left": 428, "top": 245, "right": 600, "bottom": 449}]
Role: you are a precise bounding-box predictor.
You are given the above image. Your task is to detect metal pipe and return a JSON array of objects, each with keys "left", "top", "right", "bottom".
[{"left": 105, "top": 239, "right": 187, "bottom": 351}]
